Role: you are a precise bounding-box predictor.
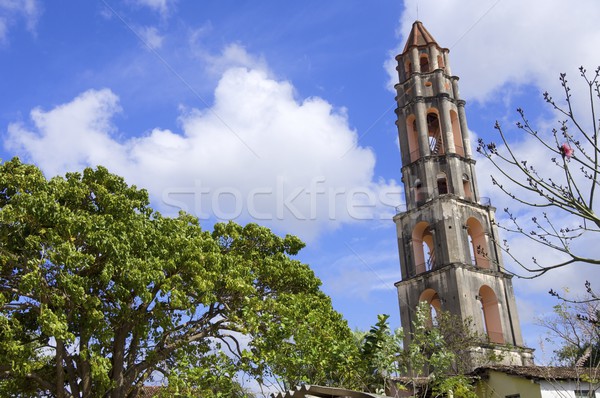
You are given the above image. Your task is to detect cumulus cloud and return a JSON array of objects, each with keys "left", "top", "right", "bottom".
[
  {"left": 6, "top": 89, "right": 127, "bottom": 176},
  {"left": 389, "top": 0, "right": 600, "bottom": 103},
  {"left": 0, "top": 0, "right": 41, "bottom": 42},
  {"left": 6, "top": 61, "right": 401, "bottom": 241},
  {"left": 204, "top": 43, "right": 269, "bottom": 77},
  {"left": 132, "top": 0, "right": 173, "bottom": 16},
  {"left": 137, "top": 25, "right": 164, "bottom": 50}
]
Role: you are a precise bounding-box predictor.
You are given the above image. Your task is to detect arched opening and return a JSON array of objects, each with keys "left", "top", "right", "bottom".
[
  {"left": 437, "top": 55, "right": 444, "bottom": 70},
  {"left": 462, "top": 174, "right": 473, "bottom": 201},
  {"left": 478, "top": 285, "right": 504, "bottom": 344},
  {"left": 419, "top": 54, "right": 430, "bottom": 73},
  {"left": 413, "top": 221, "right": 435, "bottom": 274},
  {"left": 466, "top": 217, "right": 490, "bottom": 269},
  {"left": 426, "top": 110, "right": 443, "bottom": 155},
  {"left": 406, "top": 114, "right": 420, "bottom": 162},
  {"left": 405, "top": 60, "right": 412, "bottom": 78},
  {"left": 450, "top": 110, "right": 464, "bottom": 156},
  {"left": 437, "top": 172, "right": 448, "bottom": 195},
  {"left": 420, "top": 288, "right": 442, "bottom": 327}
]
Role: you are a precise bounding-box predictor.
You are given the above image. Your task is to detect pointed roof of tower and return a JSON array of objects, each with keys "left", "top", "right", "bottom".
[{"left": 401, "top": 21, "right": 444, "bottom": 54}]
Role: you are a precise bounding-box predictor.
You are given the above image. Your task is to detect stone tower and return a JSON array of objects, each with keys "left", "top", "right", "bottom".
[{"left": 393, "top": 21, "right": 533, "bottom": 366}]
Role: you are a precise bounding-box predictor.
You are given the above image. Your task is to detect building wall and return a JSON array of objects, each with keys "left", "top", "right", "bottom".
[
  {"left": 539, "top": 380, "right": 599, "bottom": 398},
  {"left": 475, "top": 370, "right": 542, "bottom": 398}
]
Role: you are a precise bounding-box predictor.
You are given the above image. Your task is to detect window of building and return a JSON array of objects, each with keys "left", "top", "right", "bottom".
[
  {"left": 419, "top": 288, "right": 442, "bottom": 327},
  {"left": 466, "top": 217, "right": 490, "bottom": 269},
  {"left": 426, "top": 111, "right": 443, "bottom": 155},
  {"left": 412, "top": 221, "right": 435, "bottom": 274},
  {"left": 437, "top": 54, "right": 444, "bottom": 70},
  {"left": 437, "top": 172, "right": 448, "bottom": 195},
  {"left": 575, "top": 390, "right": 592, "bottom": 398},
  {"left": 420, "top": 54, "right": 430, "bottom": 73},
  {"left": 478, "top": 285, "right": 505, "bottom": 344}
]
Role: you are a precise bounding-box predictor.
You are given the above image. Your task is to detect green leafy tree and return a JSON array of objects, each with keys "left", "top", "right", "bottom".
[
  {"left": 0, "top": 158, "right": 357, "bottom": 397},
  {"left": 477, "top": 67, "right": 600, "bottom": 277},
  {"left": 401, "top": 302, "right": 478, "bottom": 398},
  {"left": 358, "top": 314, "right": 404, "bottom": 394},
  {"left": 356, "top": 304, "right": 481, "bottom": 398},
  {"left": 255, "top": 294, "right": 363, "bottom": 391}
]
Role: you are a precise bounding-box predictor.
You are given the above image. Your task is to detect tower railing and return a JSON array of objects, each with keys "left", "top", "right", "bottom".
[
  {"left": 429, "top": 133, "right": 443, "bottom": 155},
  {"left": 426, "top": 253, "right": 435, "bottom": 271}
]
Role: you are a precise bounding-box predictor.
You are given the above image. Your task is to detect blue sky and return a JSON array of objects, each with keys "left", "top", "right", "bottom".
[{"left": 2, "top": 0, "right": 600, "bottom": 376}]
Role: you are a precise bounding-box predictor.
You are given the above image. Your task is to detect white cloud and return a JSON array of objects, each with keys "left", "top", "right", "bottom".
[
  {"left": 6, "top": 88, "right": 127, "bottom": 176},
  {"left": 132, "top": 0, "right": 172, "bottom": 15},
  {"left": 205, "top": 43, "right": 269, "bottom": 77},
  {"left": 390, "top": 0, "right": 600, "bottom": 104},
  {"left": 5, "top": 61, "right": 401, "bottom": 241},
  {"left": 137, "top": 25, "right": 164, "bottom": 50},
  {"left": 0, "top": 0, "right": 41, "bottom": 42}
]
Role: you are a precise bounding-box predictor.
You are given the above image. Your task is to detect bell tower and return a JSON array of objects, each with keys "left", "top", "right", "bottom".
[{"left": 393, "top": 21, "right": 533, "bottom": 366}]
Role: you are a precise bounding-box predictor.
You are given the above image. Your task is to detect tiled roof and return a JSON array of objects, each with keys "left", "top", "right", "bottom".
[
  {"left": 475, "top": 365, "right": 600, "bottom": 381},
  {"left": 402, "top": 21, "right": 441, "bottom": 54}
]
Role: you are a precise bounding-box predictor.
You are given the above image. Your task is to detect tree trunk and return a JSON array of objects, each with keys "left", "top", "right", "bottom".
[
  {"left": 111, "top": 327, "right": 127, "bottom": 398},
  {"left": 56, "top": 339, "right": 65, "bottom": 398}
]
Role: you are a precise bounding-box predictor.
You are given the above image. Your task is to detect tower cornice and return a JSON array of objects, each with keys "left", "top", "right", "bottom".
[{"left": 395, "top": 94, "right": 463, "bottom": 113}]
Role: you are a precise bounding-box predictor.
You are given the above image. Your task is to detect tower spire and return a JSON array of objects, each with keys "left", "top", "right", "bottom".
[
  {"left": 402, "top": 21, "right": 442, "bottom": 54},
  {"left": 393, "top": 21, "right": 533, "bottom": 368}
]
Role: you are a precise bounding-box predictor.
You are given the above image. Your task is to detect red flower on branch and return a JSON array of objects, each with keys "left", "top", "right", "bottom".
[{"left": 560, "top": 142, "right": 574, "bottom": 160}]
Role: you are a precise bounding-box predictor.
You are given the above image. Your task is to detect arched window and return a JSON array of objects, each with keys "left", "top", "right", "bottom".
[
  {"left": 420, "top": 54, "right": 430, "bottom": 73},
  {"left": 437, "top": 172, "right": 448, "bottom": 195},
  {"left": 405, "top": 60, "right": 412, "bottom": 78},
  {"left": 420, "top": 288, "right": 442, "bottom": 327},
  {"left": 406, "top": 115, "right": 420, "bottom": 162},
  {"left": 427, "top": 110, "right": 443, "bottom": 155},
  {"left": 437, "top": 55, "right": 444, "bottom": 70},
  {"left": 478, "top": 285, "right": 504, "bottom": 343},
  {"left": 413, "top": 221, "right": 435, "bottom": 274},
  {"left": 450, "top": 110, "right": 464, "bottom": 156},
  {"left": 466, "top": 217, "right": 490, "bottom": 268}
]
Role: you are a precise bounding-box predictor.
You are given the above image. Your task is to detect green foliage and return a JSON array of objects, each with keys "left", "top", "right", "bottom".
[
  {"left": 400, "top": 303, "right": 478, "bottom": 397},
  {"left": 432, "top": 375, "right": 477, "bottom": 398},
  {"left": 0, "top": 158, "right": 356, "bottom": 397},
  {"left": 354, "top": 304, "right": 482, "bottom": 397},
  {"left": 358, "top": 314, "right": 404, "bottom": 393}
]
